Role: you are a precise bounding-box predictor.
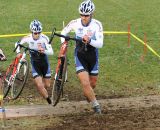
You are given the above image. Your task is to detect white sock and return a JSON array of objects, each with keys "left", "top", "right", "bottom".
[{"left": 91, "top": 99, "right": 99, "bottom": 108}]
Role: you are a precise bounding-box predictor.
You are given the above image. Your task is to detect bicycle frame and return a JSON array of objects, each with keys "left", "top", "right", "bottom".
[
  {"left": 5, "top": 51, "right": 26, "bottom": 88},
  {"left": 51, "top": 40, "right": 68, "bottom": 106},
  {"left": 3, "top": 45, "right": 30, "bottom": 99},
  {"left": 50, "top": 28, "right": 82, "bottom": 106}
]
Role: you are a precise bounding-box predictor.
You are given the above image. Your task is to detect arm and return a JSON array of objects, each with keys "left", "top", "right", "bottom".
[
  {"left": 89, "top": 31, "right": 104, "bottom": 48},
  {"left": 61, "top": 20, "right": 76, "bottom": 43},
  {"left": 15, "top": 37, "right": 28, "bottom": 54},
  {"left": 89, "top": 22, "right": 104, "bottom": 48},
  {"left": 42, "top": 35, "right": 54, "bottom": 55},
  {"left": 44, "top": 43, "right": 54, "bottom": 55}
]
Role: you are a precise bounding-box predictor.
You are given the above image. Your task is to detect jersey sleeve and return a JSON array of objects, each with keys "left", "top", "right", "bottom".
[
  {"left": 44, "top": 43, "right": 54, "bottom": 55},
  {"left": 43, "top": 35, "right": 54, "bottom": 55},
  {"left": 15, "top": 36, "right": 29, "bottom": 54},
  {"left": 61, "top": 20, "right": 76, "bottom": 43},
  {"left": 89, "top": 21, "right": 104, "bottom": 48}
]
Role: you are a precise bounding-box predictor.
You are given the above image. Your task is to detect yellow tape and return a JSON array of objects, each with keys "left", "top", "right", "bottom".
[
  {"left": 0, "top": 31, "right": 127, "bottom": 38},
  {"left": 43, "top": 31, "right": 61, "bottom": 34},
  {"left": 0, "top": 31, "right": 160, "bottom": 58},
  {"left": 0, "top": 95, "right": 3, "bottom": 100},
  {"left": 0, "top": 33, "right": 28, "bottom": 38},
  {"left": 130, "top": 33, "right": 160, "bottom": 58},
  {"left": 0, "top": 31, "right": 62, "bottom": 38},
  {"left": 103, "top": 31, "right": 128, "bottom": 34}
]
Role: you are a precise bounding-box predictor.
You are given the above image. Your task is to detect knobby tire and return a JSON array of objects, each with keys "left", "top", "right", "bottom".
[
  {"left": 52, "top": 56, "right": 67, "bottom": 106},
  {"left": 12, "top": 61, "right": 29, "bottom": 99}
]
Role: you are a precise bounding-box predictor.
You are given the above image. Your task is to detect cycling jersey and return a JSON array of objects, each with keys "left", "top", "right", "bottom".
[
  {"left": 15, "top": 33, "right": 53, "bottom": 78},
  {"left": 61, "top": 18, "right": 103, "bottom": 75}
]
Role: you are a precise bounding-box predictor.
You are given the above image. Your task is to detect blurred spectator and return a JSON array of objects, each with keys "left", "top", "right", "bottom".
[{"left": 0, "top": 49, "right": 6, "bottom": 61}]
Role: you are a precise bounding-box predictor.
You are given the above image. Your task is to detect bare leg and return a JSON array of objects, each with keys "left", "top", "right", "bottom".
[
  {"left": 77, "top": 71, "right": 96, "bottom": 102},
  {"left": 43, "top": 78, "right": 51, "bottom": 88},
  {"left": 43, "top": 78, "right": 51, "bottom": 96},
  {"left": 77, "top": 71, "right": 101, "bottom": 114},
  {"left": 34, "top": 76, "right": 49, "bottom": 99},
  {"left": 89, "top": 75, "right": 98, "bottom": 89}
]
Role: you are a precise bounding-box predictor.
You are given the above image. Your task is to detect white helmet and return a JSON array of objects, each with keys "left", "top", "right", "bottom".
[
  {"left": 79, "top": 0, "right": 95, "bottom": 15},
  {"left": 30, "top": 20, "right": 42, "bottom": 33}
]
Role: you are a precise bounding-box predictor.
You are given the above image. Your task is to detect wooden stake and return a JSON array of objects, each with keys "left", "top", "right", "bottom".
[{"left": 140, "top": 33, "right": 147, "bottom": 62}]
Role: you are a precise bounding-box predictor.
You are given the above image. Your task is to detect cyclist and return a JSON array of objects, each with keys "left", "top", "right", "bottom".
[
  {"left": 61, "top": 0, "right": 103, "bottom": 114},
  {"left": 15, "top": 20, "right": 53, "bottom": 104}
]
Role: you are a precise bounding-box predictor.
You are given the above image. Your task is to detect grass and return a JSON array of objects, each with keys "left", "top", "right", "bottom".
[{"left": 1, "top": 0, "right": 160, "bottom": 98}]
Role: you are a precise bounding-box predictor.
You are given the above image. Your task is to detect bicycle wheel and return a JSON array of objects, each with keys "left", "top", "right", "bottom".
[
  {"left": 52, "top": 56, "right": 67, "bottom": 106},
  {"left": 11, "top": 61, "right": 29, "bottom": 99},
  {"left": 3, "top": 65, "right": 14, "bottom": 98}
]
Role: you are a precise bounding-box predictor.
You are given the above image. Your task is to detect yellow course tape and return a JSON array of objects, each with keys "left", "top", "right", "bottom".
[
  {"left": 0, "top": 31, "right": 61, "bottom": 38},
  {"left": 0, "top": 31, "right": 160, "bottom": 58},
  {"left": 103, "top": 31, "right": 128, "bottom": 34},
  {"left": 0, "top": 33, "right": 29, "bottom": 38},
  {"left": 0, "top": 31, "right": 126, "bottom": 38},
  {"left": 130, "top": 33, "right": 160, "bottom": 58}
]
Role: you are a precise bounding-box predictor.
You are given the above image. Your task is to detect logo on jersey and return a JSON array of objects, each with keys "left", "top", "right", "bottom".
[
  {"left": 30, "top": 42, "right": 34, "bottom": 46},
  {"left": 78, "top": 28, "right": 83, "bottom": 34},
  {"left": 87, "top": 29, "right": 93, "bottom": 37}
]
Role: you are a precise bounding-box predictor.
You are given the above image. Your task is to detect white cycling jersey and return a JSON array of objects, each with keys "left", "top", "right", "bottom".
[
  {"left": 15, "top": 33, "right": 53, "bottom": 55},
  {"left": 61, "top": 18, "right": 104, "bottom": 48},
  {"left": 15, "top": 33, "right": 53, "bottom": 78},
  {"left": 61, "top": 18, "right": 103, "bottom": 75}
]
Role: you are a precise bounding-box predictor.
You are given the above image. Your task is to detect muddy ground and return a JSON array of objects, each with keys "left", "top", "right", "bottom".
[{"left": 1, "top": 76, "right": 160, "bottom": 130}]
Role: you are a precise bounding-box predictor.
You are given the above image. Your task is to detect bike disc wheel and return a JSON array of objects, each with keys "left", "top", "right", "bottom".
[
  {"left": 12, "top": 61, "right": 29, "bottom": 99},
  {"left": 52, "top": 56, "right": 67, "bottom": 106}
]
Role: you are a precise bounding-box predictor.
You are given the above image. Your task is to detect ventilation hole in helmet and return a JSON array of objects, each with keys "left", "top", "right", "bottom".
[
  {"left": 88, "top": 2, "right": 91, "bottom": 6},
  {"left": 86, "top": 8, "right": 90, "bottom": 13}
]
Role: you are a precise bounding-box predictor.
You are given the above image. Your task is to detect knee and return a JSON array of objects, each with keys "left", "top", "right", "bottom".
[
  {"left": 36, "top": 83, "right": 44, "bottom": 89},
  {"left": 81, "top": 80, "right": 90, "bottom": 88},
  {"left": 91, "top": 84, "right": 96, "bottom": 89},
  {"left": 45, "top": 82, "right": 50, "bottom": 88},
  {"left": 44, "top": 79, "right": 51, "bottom": 88},
  {"left": 90, "top": 80, "right": 97, "bottom": 89}
]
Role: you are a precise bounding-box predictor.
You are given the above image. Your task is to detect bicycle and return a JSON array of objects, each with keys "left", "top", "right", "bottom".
[
  {"left": 49, "top": 28, "right": 81, "bottom": 106},
  {"left": 3, "top": 44, "right": 36, "bottom": 100}
]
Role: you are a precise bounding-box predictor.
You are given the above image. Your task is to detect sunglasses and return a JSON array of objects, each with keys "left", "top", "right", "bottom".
[
  {"left": 33, "top": 32, "right": 41, "bottom": 35},
  {"left": 80, "top": 14, "right": 90, "bottom": 17}
]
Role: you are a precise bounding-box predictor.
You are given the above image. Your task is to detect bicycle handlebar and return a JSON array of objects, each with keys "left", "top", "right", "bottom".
[
  {"left": 48, "top": 27, "right": 55, "bottom": 44},
  {"left": 14, "top": 44, "right": 39, "bottom": 54},
  {"left": 49, "top": 27, "right": 82, "bottom": 44}
]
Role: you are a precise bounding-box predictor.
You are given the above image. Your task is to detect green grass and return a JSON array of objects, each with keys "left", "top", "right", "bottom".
[{"left": 1, "top": 0, "right": 160, "bottom": 98}]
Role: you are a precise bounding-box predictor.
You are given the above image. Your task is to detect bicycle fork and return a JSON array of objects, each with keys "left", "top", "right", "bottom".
[{"left": 54, "top": 57, "right": 65, "bottom": 80}]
